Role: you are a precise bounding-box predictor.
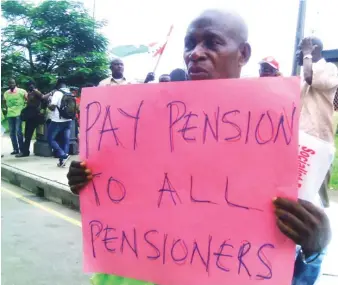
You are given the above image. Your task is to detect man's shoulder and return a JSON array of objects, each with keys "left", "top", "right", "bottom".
[
  {"left": 51, "top": 90, "right": 65, "bottom": 102},
  {"left": 53, "top": 90, "right": 63, "bottom": 96},
  {"left": 54, "top": 88, "right": 71, "bottom": 96},
  {"left": 325, "top": 62, "right": 338, "bottom": 74},
  {"left": 17, "top": 88, "right": 27, "bottom": 95},
  {"left": 98, "top": 77, "right": 112, "bottom": 86}
]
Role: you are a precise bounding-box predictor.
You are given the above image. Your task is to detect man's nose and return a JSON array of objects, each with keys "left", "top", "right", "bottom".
[{"left": 189, "top": 43, "right": 207, "bottom": 62}]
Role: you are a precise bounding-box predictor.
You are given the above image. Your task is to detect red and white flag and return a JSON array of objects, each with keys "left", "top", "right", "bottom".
[{"left": 148, "top": 25, "right": 174, "bottom": 58}]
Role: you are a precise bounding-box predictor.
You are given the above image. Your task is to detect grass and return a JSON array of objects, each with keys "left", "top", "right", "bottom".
[{"left": 329, "top": 135, "right": 338, "bottom": 190}]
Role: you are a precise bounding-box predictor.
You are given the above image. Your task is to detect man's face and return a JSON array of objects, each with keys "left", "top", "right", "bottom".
[
  {"left": 28, "top": 84, "right": 35, "bottom": 92},
  {"left": 184, "top": 16, "right": 249, "bottom": 80},
  {"left": 259, "top": 63, "right": 278, "bottom": 77},
  {"left": 159, "top": 75, "right": 171, "bottom": 82},
  {"left": 110, "top": 59, "right": 124, "bottom": 77},
  {"left": 8, "top": 79, "right": 16, "bottom": 90}
]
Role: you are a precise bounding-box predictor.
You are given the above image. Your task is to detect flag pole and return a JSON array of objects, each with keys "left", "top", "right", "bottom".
[
  {"left": 291, "top": 0, "right": 307, "bottom": 76},
  {"left": 153, "top": 51, "right": 163, "bottom": 73},
  {"left": 153, "top": 25, "right": 174, "bottom": 73}
]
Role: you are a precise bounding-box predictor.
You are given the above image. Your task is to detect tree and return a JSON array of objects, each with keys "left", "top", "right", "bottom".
[{"left": 1, "top": 0, "right": 110, "bottom": 92}]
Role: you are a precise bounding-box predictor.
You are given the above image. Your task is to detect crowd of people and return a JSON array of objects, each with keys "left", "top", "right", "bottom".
[
  {"left": 2, "top": 77, "right": 78, "bottom": 166},
  {"left": 1, "top": 58, "right": 188, "bottom": 166},
  {"left": 2, "top": 7, "right": 338, "bottom": 285}
]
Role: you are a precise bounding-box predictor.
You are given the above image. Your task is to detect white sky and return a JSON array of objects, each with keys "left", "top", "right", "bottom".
[{"left": 17, "top": 0, "right": 338, "bottom": 80}]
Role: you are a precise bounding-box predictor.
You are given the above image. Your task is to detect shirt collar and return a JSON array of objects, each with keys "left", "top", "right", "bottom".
[
  {"left": 8, "top": 87, "right": 17, "bottom": 93},
  {"left": 111, "top": 77, "right": 126, "bottom": 82}
]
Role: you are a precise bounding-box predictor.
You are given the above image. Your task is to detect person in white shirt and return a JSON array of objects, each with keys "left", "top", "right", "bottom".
[{"left": 47, "top": 78, "right": 72, "bottom": 167}]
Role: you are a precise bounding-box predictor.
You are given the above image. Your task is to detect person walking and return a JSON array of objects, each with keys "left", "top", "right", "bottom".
[
  {"left": 47, "top": 78, "right": 76, "bottom": 167},
  {"left": 3, "top": 78, "right": 27, "bottom": 155}
]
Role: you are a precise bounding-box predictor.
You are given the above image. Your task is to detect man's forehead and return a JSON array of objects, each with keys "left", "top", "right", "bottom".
[
  {"left": 187, "top": 11, "right": 247, "bottom": 42},
  {"left": 185, "top": 26, "right": 224, "bottom": 42},
  {"left": 188, "top": 15, "right": 230, "bottom": 34},
  {"left": 112, "top": 59, "right": 123, "bottom": 64}
]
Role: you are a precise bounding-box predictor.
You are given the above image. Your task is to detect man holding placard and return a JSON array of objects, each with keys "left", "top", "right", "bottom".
[{"left": 68, "top": 10, "right": 331, "bottom": 285}]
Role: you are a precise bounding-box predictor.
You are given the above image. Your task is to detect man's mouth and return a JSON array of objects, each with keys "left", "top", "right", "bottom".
[{"left": 188, "top": 65, "right": 209, "bottom": 80}]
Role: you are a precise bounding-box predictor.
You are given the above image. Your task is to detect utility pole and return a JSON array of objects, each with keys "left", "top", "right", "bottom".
[
  {"left": 92, "top": 0, "right": 96, "bottom": 44},
  {"left": 292, "top": 0, "right": 307, "bottom": 76},
  {"left": 93, "top": 0, "right": 96, "bottom": 20}
]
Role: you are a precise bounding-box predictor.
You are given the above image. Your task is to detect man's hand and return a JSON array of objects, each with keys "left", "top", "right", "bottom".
[
  {"left": 67, "top": 161, "right": 92, "bottom": 194},
  {"left": 273, "top": 198, "right": 331, "bottom": 256},
  {"left": 301, "top": 37, "right": 316, "bottom": 56},
  {"left": 144, "top": 72, "right": 155, "bottom": 83}
]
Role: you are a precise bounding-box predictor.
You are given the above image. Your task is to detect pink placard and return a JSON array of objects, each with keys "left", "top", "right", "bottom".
[{"left": 80, "top": 77, "right": 300, "bottom": 285}]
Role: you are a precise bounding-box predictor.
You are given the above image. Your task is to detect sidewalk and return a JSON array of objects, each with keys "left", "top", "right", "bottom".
[
  {"left": 1, "top": 136, "right": 79, "bottom": 209},
  {"left": 1, "top": 135, "right": 338, "bottom": 282}
]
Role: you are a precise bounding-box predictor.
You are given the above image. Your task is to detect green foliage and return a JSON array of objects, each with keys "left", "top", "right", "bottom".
[
  {"left": 1, "top": 0, "right": 109, "bottom": 92},
  {"left": 330, "top": 135, "right": 338, "bottom": 190}
]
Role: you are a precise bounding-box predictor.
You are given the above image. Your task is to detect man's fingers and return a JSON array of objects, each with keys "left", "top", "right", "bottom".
[
  {"left": 298, "top": 199, "right": 323, "bottom": 215},
  {"left": 298, "top": 199, "right": 329, "bottom": 225},
  {"left": 274, "top": 197, "right": 305, "bottom": 215},
  {"left": 275, "top": 208, "right": 309, "bottom": 236},
  {"left": 68, "top": 175, "right": 90, "bottom": 186},
  {"left": 67, "top": 167, "right": 91, "bottom": 178},
  {"left": 70, "top": 160, "right": 85, "bottom": 169},
  {"left": 276, "top": 218, "right": 302, "bottom": 245},
  {"left": 273, "top": 197, "right": 317, "bottom": 225},
  {"left": 70, "top": 182, "right": 88, "bottom": 195}
]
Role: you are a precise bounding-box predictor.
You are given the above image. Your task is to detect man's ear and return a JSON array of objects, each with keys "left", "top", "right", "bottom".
[{"left": 239, "top": 42, "right": 251, "bottom": 66}]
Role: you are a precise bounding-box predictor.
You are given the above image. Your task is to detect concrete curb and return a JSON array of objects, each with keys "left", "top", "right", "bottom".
[
  {"left": 2, "top": 161, "right": 338, "bottom": 210},
  {"left": 1, "top": 163, "right": 79, "bottom": 210}
]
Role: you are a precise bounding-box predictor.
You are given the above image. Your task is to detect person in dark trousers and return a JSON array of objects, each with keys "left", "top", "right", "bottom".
[
  {"left": 16, "top": 81, "right": 51, "bottom": 157},
  {"left": 170, "top": 68, "right": 188, "bottom": 81},
  {"left": 47, "top": 78, "right": 72, "bottom": 167},
  {"left": 67, "top": 9, "right": 331, "bottom": 285},
  {"left": 3, "top": 78, "right": 27, "bottom": 155}
]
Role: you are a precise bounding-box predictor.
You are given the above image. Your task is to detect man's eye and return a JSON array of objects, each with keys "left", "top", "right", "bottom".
[
  {"left": 185, "top": 39, "right": 196, "bottom": 51},
  {"left": 205, "top": 39, "right": 221, "bottom": 49}
]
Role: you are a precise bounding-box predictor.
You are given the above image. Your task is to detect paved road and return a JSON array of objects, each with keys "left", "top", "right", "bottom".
[
  {"left": 1, "top": 181, "right": 338, "bottom": 285},
  {"left": 1, "top": 181, "right": 89, "bottom": 285}
]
